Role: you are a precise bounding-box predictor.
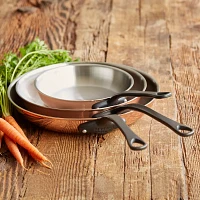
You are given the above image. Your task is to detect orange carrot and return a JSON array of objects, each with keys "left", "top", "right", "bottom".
[
  {"left": 0, "top": 118, "right": 52, "bottom": 168},
  {"left": 0, "top": 130, "right": 4, "bottom": 149},
  {"left": 4, "top": 116, "right": 52, "bottom": 168},
  {"left": 4, "top": 135, "right": 27, "bottom": 169},
  {"left": 3, "top": 116, "right": 27, "bottom": 169},
  {"left": 5, "top": 116, "right": 26, "bottom": 138}
]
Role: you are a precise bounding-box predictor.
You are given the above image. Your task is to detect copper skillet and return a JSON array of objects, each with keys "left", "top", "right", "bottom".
[
  {"left": 13, "top": 62, "right": 170, "bottom": 118},
  {"left": 8, "top": 64, "right": 194, "bottom": 151},
  {"left": 14, "top": 62, "right": 148, "bottom": 116}
]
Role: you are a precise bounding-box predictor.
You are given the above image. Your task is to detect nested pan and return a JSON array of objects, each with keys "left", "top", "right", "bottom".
[
  {"left": 14, "top": 62, "right": 170, "bottom": 118},
  {"left": 14, "top": 63, "right": 147, "bottom": 116},
  {"left": 8, "top": 66, "right": 194, "bottom": 151},
  {"left": 8, "top": 65, "right": 157, "bottom": 133},
  {"left": 15, "top": 62, "right": 150, "bottom": 111}
]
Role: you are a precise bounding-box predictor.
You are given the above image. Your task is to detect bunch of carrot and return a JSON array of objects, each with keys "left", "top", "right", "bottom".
[
  {"left": 0, "top": 38, "right": 77, "bottom": 169},
  {"left": 0, "top": 116, "right": 52, "bottom": 169}
]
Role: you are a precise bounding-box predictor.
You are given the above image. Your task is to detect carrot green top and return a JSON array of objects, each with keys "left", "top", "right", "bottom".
[{"left": 0, "top": 38, "right": 78, "bottom": 117}]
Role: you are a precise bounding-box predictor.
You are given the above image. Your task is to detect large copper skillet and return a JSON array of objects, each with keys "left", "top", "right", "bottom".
[{"left": 8, "top": 65, "right": 158, "bottom": 133}]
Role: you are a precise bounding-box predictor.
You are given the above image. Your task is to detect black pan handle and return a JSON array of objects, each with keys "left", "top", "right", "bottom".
[
  {"left": 92, "top": 91, "right": 172, "bottom": 109},
  {"left": 93, "top": 104, "right": 194, "bottom": 137},
  {"left": 78, "top": 115, "right": 147, "bottom": 151}
]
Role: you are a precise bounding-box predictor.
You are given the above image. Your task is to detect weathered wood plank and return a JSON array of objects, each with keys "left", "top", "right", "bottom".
[
  {"left": 0, "top": 0, "right": 198, "bottom": 199},
  {"left": 18, "top": 131, "right": 97, "bottom": 200},
  {"left": 165, "top": 1, "right": 200, "bottom": 199},
  {"left": 105, "top": 0, "right": 187, "bottom": 199},
  {"left": 0, "top": 0, "right": 75, "bottom": 54},
  {"left": 73, "top": 0, "right": 112, "bottom": 61}
]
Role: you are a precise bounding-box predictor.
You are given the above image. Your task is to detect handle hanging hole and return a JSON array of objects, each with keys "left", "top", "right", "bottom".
[
  {"left": 131, "top": 138, "right": 147, "bottom": 150},
  {"left": 177, "top": 125, "right": 194, "bottom": 136}
]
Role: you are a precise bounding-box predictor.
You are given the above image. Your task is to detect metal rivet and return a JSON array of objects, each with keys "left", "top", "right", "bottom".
[
  {"left": 82, "top": 129, "right": 87, "bottom": 133},
  {"left": 122, "top": 118, "right": 126, "bottom": 122}
]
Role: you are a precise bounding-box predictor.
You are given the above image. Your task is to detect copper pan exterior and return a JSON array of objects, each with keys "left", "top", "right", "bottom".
[
  {"left": 8, "top": 63, "right": 158, "bottom": 133},
  {"left": 19, "top": 101, "right": 154, "bottom": 134}
]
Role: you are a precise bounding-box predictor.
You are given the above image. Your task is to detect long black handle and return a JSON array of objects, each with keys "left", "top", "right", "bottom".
[
  {"left": 92, "top": 91, "right": 172, "bottom": 109},
  {"left": 93, "top": 104, "right": 194, "bottom": 137},
  {"left": 78, "top": 115, "right": 147, "bottom": 151}
]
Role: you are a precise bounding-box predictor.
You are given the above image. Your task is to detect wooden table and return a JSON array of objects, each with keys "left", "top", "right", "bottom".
[{"left": 0, "top": 0, "right": 199, "bottom": 199}]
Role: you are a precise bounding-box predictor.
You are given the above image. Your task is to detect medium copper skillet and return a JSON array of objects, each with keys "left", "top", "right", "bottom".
[
  {"left": 14, "top": 62, "right": 148, "bottom": 115},
  {"left": 13, "top": 62, "right": 170, "bottom": 118}
]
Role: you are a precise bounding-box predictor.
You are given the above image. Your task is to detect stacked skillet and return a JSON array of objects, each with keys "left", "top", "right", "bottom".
[{"left": 7, "top": 62, "right": 194, "bottom": 151}]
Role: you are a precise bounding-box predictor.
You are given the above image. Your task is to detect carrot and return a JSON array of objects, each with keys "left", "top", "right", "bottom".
[
  {"left": 0, "top": 118, "right": 52, "bottom": 169},
  {"left": 4, "top": 135, "right": 27, "bottom": 169},
  {"left": 4, "top": 116, "right": 52, "bottom": 168},
  {"left": 5, "top": 116, "right": 26, "bottom": 138},
  {"left": 3, "top": 116, "right": 27, "bottom": 169},
  {"left": 0, "top": 130, "right": 4, "bottom": 149}
]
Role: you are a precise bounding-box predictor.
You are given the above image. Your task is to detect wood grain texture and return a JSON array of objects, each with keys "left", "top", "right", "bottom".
[
  {"left": 106, "top": 0, "right": 187, "bottom": 199},
  {"left": 73, "top": 0, "right": 112, "bottom": 61},
  {"left": 165, "top": 1, "right": 200, "bottom": 199},
  {"left": 0, "top": 0, "right": 103, "bottom": 199},
  {"left": 0, "top": 0, "right": 199, "bottom": 199}
]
